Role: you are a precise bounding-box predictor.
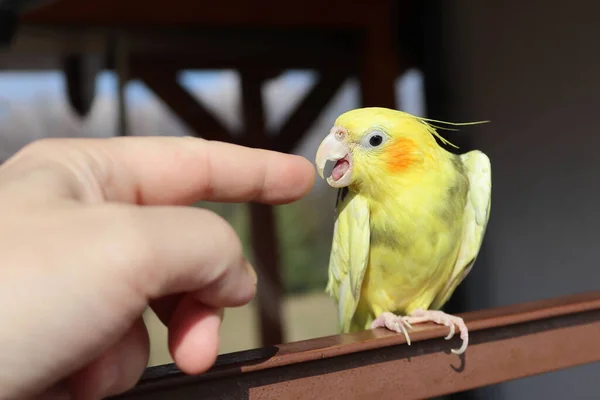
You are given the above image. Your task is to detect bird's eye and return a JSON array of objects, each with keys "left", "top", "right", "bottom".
[
  {"left": 363, "top": 130, "right": 387, "bottom": 149},
  {"left": 369, "top": 134, "right": 383, "bottom": 147}
]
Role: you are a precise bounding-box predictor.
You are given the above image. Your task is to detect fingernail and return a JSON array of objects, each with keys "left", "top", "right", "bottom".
[{"left": 244, "top": 260, "right": 257, "bottom": 285}]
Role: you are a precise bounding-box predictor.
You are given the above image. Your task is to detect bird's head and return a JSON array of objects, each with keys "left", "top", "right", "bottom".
[{"left": 315, "top": 107, "right": 452, "bottom": 189}]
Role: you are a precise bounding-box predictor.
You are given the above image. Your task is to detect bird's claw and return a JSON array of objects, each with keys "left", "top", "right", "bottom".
[
  {"left": 370, "top": 312, "right": 414, "bottom": 345},
  {"left": 372, "top": 309, "right": 469, "bottom": 355},
  {"left": 406, "top": 309, "right": 469, "bottom": 355}
]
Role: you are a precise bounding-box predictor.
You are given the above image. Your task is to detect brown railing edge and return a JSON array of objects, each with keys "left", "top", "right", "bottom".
[{"left": 115, "top": 290, "right": 600, "bottom": 398}]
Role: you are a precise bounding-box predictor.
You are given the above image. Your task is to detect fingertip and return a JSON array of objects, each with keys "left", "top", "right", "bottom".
[
  {"left": 168, "top": 296, "right": 222, "bottom": 375},
  {"left": 290, "top": 152, "right": 316, "bottom": 172},
  {"left": 267, "top": 153, "right": 316, "bottom": 204},
  {"left": 293, "top": 154, "right": 317, "bottom": 195}
]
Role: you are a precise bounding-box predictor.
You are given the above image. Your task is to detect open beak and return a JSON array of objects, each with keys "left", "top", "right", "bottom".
[{"left": 315, "top": 127, "right": 353, "bottom": 188}]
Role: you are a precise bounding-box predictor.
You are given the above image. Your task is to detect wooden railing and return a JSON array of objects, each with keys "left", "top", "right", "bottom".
[{"left": 113, "top": 291, "right": 600, "bottom": 399}]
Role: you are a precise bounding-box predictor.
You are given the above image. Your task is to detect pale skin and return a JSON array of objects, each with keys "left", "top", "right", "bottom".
[{"left": 0, "top": 136, "right": 315, "bottom": 399}]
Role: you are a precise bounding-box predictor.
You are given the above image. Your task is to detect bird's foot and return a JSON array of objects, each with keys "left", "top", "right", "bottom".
[
  {"left": 404, "top": 309, "right": 469, "bottom": 355},
  {"left": 370, "top": 312, "right": 414, "bottom": 345}
]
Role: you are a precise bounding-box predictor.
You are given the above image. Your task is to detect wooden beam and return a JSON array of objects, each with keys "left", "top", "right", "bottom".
[
  {"left": 113, "top": 291, "right": 600, "bottom": 399},
  {"left": 240, "top": 71, "right": 284, "bottom": 347},
  {"left": 248, "top": 202, "right": 284, "bottom": 348},
  {"left": 114, "top": 35, "right": 129, "bottom": 136},
  {"left": 9, "top": 26, "right": 361, "bottom": 70},
  {"left": 273, "top": 70, "right": 348, "bottom": 154},
  {"left": 0, "top": 8, "right": 18, "bottom": 46},
  {"left": 62, "top": 53, "right": 101, "bottom": 117},
  {"left": 20, "top": 0, "right": 375, "bottom": 28},
  {"left": 240, "top": 71, "right": 268, "bottom": 146},
  {"left": 122, "top": 28, "right": 360, "bottom": 73},
  {"left": 134, "top": 66, "right": 232, "bottom": 142},
  {"left": 359, "top": 2, "right": 399, "bottom": 108}
]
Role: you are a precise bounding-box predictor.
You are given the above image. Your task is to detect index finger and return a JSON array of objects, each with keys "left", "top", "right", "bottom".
[{"left": 9, "top": 136, "right": 316, "bottom": 205}]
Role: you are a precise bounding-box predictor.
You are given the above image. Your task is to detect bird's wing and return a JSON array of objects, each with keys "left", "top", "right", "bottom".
[
  {"left": 431, "top": 150, "right": 492, "bottom": 309},
  {"left": 325, "top": 188, "right": 371, "bottom": 332}
]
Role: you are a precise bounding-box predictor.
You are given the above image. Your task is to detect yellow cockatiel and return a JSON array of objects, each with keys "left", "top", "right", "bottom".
[{"left": 315, "top": 107, "right": 491, "bottom": 354}]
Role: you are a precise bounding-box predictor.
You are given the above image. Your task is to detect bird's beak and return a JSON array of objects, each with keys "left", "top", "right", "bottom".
[{"left": 315, "top": 126, "right": 353, "bottom": 188}]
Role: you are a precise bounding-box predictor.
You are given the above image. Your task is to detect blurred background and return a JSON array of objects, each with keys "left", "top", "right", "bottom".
[{"left": 1, "top": 1, "right": 599, "bottom": 398}]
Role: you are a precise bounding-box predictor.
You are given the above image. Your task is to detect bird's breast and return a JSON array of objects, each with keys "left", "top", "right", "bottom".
[{"left": 362, "top": 191, "right": 465, "bottom": 315}]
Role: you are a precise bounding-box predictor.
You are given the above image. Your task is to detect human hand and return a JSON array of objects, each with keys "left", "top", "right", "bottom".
[{"left": 0, "top": 136, "right": 314, "bottom": 399}]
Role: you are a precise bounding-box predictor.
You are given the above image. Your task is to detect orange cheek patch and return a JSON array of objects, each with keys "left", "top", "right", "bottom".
[{"left": 384, "top": 138, "right": 418, "bottom": 173}]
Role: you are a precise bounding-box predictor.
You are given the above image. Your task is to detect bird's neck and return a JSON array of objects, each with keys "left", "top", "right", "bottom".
[{"left": 353, "top": 148, "right": 457, "bottom": 205}]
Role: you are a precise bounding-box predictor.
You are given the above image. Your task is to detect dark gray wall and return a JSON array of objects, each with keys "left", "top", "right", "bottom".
[{"left": 434, "top": 1, "right": 600, "bottom": 398}]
